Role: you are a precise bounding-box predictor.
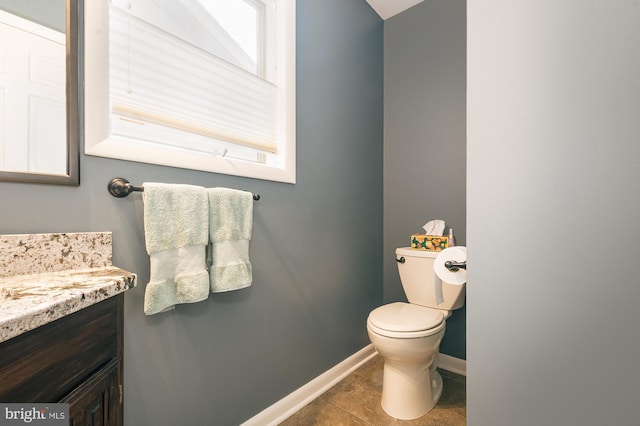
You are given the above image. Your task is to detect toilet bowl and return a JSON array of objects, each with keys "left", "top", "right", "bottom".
[
  {"left": 367, "top": 302, "right": 446, "bottom": 420},
  {"left": 367, "top": 247, "right": 466, "bottom": 420}
]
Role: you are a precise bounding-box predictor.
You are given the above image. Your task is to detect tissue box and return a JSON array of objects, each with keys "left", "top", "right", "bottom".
[{"left": 411, "top": 234, "right": 449, "bottom": 251}]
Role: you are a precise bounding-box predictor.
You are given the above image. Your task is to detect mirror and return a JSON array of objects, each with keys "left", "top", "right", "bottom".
[{"left": 0, "top": 0, "right": 79, "bottom": 185}]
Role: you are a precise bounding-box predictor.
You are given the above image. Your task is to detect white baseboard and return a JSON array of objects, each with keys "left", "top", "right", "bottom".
[
  {"left": 241, "top": 344, "right": 377, "bottom": 426},
  {"left": 241, "top": 345, "right": 466, "bottom": 425},
  {"left": 438, "top": 352, "right": 467, "bottom": 376}
]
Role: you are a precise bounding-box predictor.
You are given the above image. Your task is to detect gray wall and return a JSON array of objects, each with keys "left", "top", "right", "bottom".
[
  {"left": 384, "top": 0, "right": 467, "bottom": 359},
  {"left": 468, "top": 0, "right": 640, "bottom": 424},
  {"left": 0, "top": 0, "right": 383, "bottom": 424}
]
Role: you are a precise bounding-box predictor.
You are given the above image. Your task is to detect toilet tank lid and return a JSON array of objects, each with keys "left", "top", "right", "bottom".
[
  {"left": 368, "top": 302, "right": 444, "bottom": 332},
  {"left": 396, "top": 247, "right": 439, "bottom": 258}
]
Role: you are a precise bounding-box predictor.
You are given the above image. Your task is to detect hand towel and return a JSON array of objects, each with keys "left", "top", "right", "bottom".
[
  {"left": 207, "top": 188, "right": 253, "bottom": 292},
  {"left": 143, "top": 183, "right": 210, "bottom": 315}
]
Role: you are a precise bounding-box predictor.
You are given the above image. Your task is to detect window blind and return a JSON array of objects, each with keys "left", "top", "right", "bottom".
[{"left": 109, "top": 3, "right": 278, "bottom": 154}]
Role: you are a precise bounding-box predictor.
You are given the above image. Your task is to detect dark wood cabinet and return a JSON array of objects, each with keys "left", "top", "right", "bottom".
[
  {"left": 62, "top": 359, "right": 120, "bottom": 426},
  {"left": 0, "top": 295, "right": 124, "bottom": 426}
]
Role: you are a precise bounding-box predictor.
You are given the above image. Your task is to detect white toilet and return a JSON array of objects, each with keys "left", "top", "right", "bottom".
[{"left": 367, "top": 247, "right": 466, "bottom": 420}]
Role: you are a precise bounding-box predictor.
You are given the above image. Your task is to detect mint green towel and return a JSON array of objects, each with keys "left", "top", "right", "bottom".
[
  {"left": 207, "top": 188, "right": 253, "bottom": 292},
  {"left": 143, "top": 183, "right": 210, "bottom": 315}
]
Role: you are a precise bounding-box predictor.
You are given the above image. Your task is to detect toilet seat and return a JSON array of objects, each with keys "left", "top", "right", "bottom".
[{"left": 368, "top": 302, "right": 445, "bottom": 339}]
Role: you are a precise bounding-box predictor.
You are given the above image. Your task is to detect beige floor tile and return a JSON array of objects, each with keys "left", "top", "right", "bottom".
[
  {"left": 280, "top": 356, "right": 466, "bottom": 426},
  {"left": 322, "top": 374, "right": 384, "bottom": 424},
  {"left": 279, "top": 398, "right": 370, "bottom": 426},
  {"left": 352, "top": 355, "right": 385, "bottom": 392}
]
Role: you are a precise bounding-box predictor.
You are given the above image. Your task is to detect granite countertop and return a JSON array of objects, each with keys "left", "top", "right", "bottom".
[{"left": 0, "top": 266, "right": 136, "bottom": 343}]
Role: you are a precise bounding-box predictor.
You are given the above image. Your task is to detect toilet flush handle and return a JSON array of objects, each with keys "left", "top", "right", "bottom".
[{"left": 396, "top": 256, "right": 406, "bottom": 263}]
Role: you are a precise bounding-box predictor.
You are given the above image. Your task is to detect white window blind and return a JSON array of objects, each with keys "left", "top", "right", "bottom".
[
  {"left": 109, "top": 1, "right": 278, "bottom": 155},
  {"left": 84, "top": 0, "right": 295, "bottom": 183}
]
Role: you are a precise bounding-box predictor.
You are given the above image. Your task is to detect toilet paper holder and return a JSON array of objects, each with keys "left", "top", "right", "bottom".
[{"left": 444, "top": 260, "right": 466, "bottom": 272}]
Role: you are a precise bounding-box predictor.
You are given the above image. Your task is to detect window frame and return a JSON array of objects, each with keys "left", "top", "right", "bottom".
[{"left": 84, "top": 0, "right": 296, "bottom": 184}]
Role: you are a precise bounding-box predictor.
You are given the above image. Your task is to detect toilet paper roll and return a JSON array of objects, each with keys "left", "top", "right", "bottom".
[{"left": 434, "top": 246, "right": 467, "bottom": 285}]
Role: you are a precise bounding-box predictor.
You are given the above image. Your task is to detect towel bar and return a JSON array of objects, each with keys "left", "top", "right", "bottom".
[{"left": 107, "top": 178, "right": 260, "bottom": 200}]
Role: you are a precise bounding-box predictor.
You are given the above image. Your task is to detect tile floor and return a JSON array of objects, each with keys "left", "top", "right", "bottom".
[{"left": 279, "top": 355, "right": 466, "bottom": 425}]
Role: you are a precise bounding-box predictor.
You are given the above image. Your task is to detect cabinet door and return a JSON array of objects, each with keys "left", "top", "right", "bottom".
[
  {"left": 60, "top": 359, "right": 121, "bottom": 426},
  {"left": 0, "top": 296, "right": 118, "bottom": 402}
]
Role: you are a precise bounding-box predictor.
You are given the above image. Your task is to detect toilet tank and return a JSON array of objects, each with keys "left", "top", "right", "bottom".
[{"left": 396, "top": 247, "right": 465, "bottom": 310}]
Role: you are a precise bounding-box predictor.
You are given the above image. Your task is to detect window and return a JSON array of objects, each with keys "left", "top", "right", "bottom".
[{"left": 85, "top": 0, "right": 295, "bottom": 183}]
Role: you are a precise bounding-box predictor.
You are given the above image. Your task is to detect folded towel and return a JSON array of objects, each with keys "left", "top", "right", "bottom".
[
  {"left": 207, "top": 188, "right": 253, "bottom": 292},
  {"left": 143, "top": 183, "right": 210, "bottom": 315}
]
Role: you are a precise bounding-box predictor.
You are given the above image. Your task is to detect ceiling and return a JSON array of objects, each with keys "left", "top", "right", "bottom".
[{"left": 365, "top": 0, "right": 425, "bottom": 20}]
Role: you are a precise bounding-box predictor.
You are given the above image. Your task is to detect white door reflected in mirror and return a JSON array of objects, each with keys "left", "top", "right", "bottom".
[{"left": 0, "top": 8, "right": 66, "bottom": 175}]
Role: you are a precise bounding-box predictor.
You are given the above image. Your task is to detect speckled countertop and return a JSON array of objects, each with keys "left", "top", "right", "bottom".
[
  {"left": 0, "top": 267, "right": 136, "bottom": 343},
  {"left": 0, "top": 232, "right": 113, "bottom": 278},
  {"left": 0, "top": 232, "right": 137, "bottom": 343}
]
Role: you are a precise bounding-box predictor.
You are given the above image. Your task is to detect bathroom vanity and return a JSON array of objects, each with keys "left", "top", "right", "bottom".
[{"left": 0, "top": 232, "right": 136, "bottom": 425}]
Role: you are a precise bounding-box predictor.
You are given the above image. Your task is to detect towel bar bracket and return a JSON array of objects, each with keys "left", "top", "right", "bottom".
[
  {"left": 107, "top": 177, "right": 260, "bottom": 200},
  {"left": 108, "top": 178, "right": 142, "bottom": 198}
]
